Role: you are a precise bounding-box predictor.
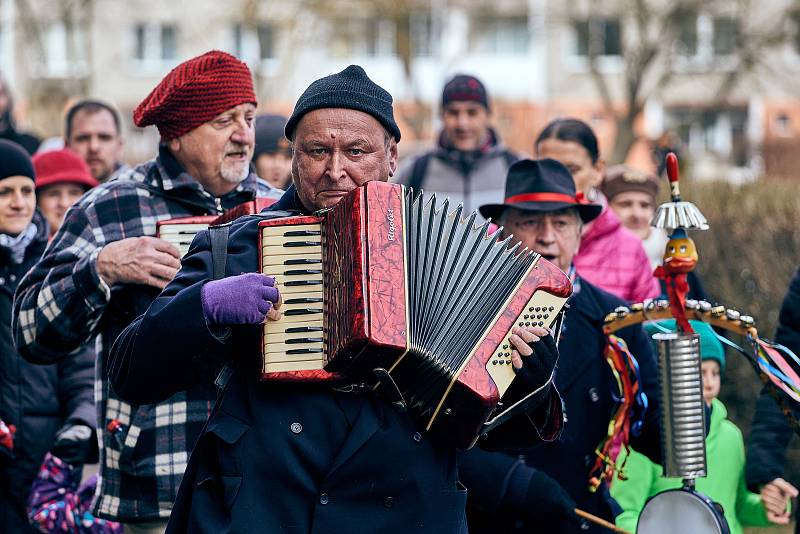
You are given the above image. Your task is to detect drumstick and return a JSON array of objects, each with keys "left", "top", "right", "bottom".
[{"left": 574, "top": 508, "right": 631, "bottom": 534}]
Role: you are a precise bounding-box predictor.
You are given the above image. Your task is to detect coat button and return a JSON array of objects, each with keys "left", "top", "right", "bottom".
[
  {"left": 319, "top": 493, "right": 329, "bottom": 505},
  {"left": 384, "top": 496, "right": 394, "bottom": 508},
  {"left": 588, "top": 388, "right": 600, "bottom": 403},
  {"left": 412, "top": 432, "right": 422, "bottom": 442},
  {"left": 290, "top": 422, "right": 302, "bottom": 434},
  {"left": 584, "top": 454, "right": 593, "bottom": 467}
]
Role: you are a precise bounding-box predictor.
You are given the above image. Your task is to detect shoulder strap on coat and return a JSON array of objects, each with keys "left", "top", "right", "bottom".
[{"left": 408, "top": 153, "right": 432, "bottom": 194}]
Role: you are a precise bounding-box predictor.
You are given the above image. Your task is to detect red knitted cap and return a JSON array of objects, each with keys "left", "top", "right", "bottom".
[
  {"left": 133, "top": 50, "right": 257, "bottom": 140},
  {"left": 32, "top": 149, "right": 98, "bottom": 190}
]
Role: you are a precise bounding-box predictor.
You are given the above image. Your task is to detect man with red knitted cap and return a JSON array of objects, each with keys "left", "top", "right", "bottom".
[
  {"left": 13, "top": 50, "right": 281, "bottom": 534},
  {"left": 395, "top": 74, "right": 519, "bottom": 213}
]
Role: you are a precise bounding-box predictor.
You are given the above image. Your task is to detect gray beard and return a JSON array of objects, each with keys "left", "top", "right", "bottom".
[{"left": 220, "top": 162, "right": 250, "bottom": 184}]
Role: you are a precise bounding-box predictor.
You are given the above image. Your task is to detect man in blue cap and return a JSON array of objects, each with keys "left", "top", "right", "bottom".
[{"left": 108, "top": 66, "right": 564, "bottom": 534}]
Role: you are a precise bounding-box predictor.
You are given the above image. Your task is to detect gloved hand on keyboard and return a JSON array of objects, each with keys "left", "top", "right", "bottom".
[{"left": 201, "top": 273, "right": 282, "bottom": 326}]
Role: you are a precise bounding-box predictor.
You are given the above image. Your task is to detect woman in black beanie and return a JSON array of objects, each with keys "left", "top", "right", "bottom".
[{"left": 0, "top": 139, "right": 95, "bottom": 532}]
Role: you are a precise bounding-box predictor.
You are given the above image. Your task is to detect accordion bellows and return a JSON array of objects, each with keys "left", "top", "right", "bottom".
[{"left": 259, "top": 182, "right": 572, "bottom": 447}]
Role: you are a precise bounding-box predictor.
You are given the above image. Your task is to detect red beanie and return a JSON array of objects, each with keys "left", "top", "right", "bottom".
[
  {"left": 133, "top": 50, "right": 257, "bottom": 140},
  {"left": 32, "top": 149, "right": 99, "bottom": 190}
]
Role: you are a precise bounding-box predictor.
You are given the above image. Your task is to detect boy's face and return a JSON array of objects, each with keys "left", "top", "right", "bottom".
[{"left": 701, "top": 360, "right": 721, "bottom": 406}]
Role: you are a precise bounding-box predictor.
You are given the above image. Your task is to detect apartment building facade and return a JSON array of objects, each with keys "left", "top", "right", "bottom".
[{"left": 2, "top": 0, "right": 798, "bottom": 177}]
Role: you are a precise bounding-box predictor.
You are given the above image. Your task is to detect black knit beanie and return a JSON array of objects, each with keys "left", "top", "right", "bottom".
[
  {"left": 0, "top": 139, "right": 35, "bottom": 181},
  {"left": 442, "top": 74, "right": 489, "bottom": 110},
  {"left": 285, "top": 65, "right": 401, "bottom": 141}
]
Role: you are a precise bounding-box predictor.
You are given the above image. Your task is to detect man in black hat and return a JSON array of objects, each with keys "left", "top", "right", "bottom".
[
  {"left": 460, "top": 159, "right": 663, "bottom": 533},
  {"left": 395, "top": 74, "right": 518, "bottom": 213},
  {"left": 107, "top": 66, "right": 564, "bottom": 533}
]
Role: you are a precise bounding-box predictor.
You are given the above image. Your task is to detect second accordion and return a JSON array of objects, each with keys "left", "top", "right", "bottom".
[{"left": 258, "top": 182, "right": 571, "bottom": 447}]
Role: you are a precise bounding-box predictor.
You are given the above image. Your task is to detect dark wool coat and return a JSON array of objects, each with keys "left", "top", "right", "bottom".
[
  {"left": 746, "top": 267, "right": 800, "bottom": 533},
  {"left": 0, "top": 212, "right": 94, "bottom": 532},
  {"left": 461, "top": 278, "right": 662, "bottom": 533},
  {"left": 108, "top": 186, "right": 565, "bottom": 534}
]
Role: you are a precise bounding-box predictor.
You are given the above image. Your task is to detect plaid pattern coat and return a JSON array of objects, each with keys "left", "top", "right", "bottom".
[{"left": 12, "top": 146, "right": 282, "bottom": 522}]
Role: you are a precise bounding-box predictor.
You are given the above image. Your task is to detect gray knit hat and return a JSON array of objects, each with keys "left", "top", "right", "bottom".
[{"left": 285, "top": 65, "right": 400, "bottom": 141}]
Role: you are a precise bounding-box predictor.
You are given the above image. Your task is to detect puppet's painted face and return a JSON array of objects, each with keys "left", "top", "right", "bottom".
[{"left": 663, "top": 236, "right": 698, "bottom": 273}]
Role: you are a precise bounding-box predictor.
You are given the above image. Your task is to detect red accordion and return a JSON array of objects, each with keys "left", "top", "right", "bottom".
[
  {"left": 157, "top": 198, "right": 276, "bottom": 256},
  {"left": 259, "top": 182, "right": 571, "bottom": 447}
]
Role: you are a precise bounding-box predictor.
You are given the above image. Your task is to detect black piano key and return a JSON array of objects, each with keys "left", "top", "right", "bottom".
[
  {"left": 285, "top": 280, "right": 323, "bottom": 287},
  {"left": 283, "top": 241, "right": 321, "bottom": 247},
  {"left": 284, "top": 298, "right": 323, "bottom": 304},
  {"left": 283, "top": 269, "right": 323, "bottom": 276},
  {"left": 285, "top": 337, "right": 324, "bottom": 344},
  {"left": 284, "top": 308, "right": 323, "bottom": 316},
  {"left": 285, "top": 326, "right": 323, "bottom": 333},
  {"left": 283, "top": 230, "right": 321, "bottom": 237},
  {"left": 283, "top": 258, "right": 321, "bottom": 265},
  {"left": 286, "top": 348, "right": 324, "bottom": 355}
]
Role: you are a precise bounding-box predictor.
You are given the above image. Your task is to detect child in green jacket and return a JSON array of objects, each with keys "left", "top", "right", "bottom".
[{"left": 610, "top": 320, "right": 785, "bottom": 534}]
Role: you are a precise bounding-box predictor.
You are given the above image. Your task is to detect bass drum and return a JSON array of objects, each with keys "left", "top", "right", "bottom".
[{"left": 637, "top": 488, "right": 730, "bottom": 534}]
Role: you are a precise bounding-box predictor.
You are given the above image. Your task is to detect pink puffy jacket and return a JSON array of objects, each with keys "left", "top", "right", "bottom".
[{"left": 574, "top": 206, "right": 661, "bottom": 303}]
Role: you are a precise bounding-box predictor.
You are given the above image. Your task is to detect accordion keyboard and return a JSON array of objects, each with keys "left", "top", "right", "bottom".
[
  {"left": 261, "top": 223, "right": 326, "bottom": 372},
  {"left": 157, "top": 223, "right": 210, "bottom": 257}
]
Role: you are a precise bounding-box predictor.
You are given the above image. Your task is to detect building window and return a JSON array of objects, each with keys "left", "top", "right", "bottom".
[
  {"left": 37, "top": 22, "right": 88, "bottom": 77},
  {"left": 712, "top": 17, "right": 739, "bottom": 56},
  {"left": 470, "top": 14, "right": 530, "bottom": 55},
  {"left": 133, "top": 23, "right": 178, "bottom": 66},
  {"left": 331, "top": 17, "right": 396, "bottom": 58},
  {"left": 231, "top": 23, "right": 277, "bottom": 62},
  {"left": 666, "top": 106, "right": 749, "bottom": 166},
  {"left": 573, "top": 18, "right": 622, "bottom": 57},
  {"left": 775, "top": 113, "right": 792, "bottom": 137},
  {"left": 673, "top": 8, "right": 699, "bottom": 56},
  {"left": 792, "top": 11, "right": 800, "bottom": 54},
  {"left": 257, "top": 25, "right": 275, "bottom": 60},
  {"left": 161, "top": 25, "right": 177, "bottom": 60},
  {"left": 411, "top": 11, "right": 439, "bottom": 57}
]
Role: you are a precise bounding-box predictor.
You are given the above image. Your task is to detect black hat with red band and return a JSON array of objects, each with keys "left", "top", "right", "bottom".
[{"left": 479, "top": 158, "right": 602, "bottom": 223}]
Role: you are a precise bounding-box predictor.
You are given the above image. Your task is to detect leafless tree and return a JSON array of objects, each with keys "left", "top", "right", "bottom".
[{"left": 558, "top": 0, "right": 799, "bottom": 164}]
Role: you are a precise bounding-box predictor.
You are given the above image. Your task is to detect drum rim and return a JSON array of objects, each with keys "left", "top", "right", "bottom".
[{"left": 637, "top": 487, "right": 729, "bottom": 534}]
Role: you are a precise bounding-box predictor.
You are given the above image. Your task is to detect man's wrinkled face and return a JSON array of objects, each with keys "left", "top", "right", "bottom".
[
  {"left": 441, "top": 101, "right": 490, "bottom": 152},
  {"left": 609, "top": 190, "right": 656, "bottom": 240},
  {"left": 701, "top": 360, "right": 721, "bottom": 406},
  {"left": 66, "top": 109, "right": 123, "bottom": 182},
  {"left": 37, "top": 183, "right": 86, "bottom": 235},
  {"left": 501, "top": 207, "right": 582, "bottom": 273},
  {"left": 292, "top": 108, "right": 398, "bottom": 211},
  {"left": 0, "top": 176, "right": 36, "bottom": 236},
  {"left": 168, "top": 103, "right": 256, "bottom": 193}
]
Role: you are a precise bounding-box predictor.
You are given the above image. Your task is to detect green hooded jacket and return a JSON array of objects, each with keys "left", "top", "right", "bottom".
[{"left": 610, "top": 398, "right": 772, "bottom": 534}]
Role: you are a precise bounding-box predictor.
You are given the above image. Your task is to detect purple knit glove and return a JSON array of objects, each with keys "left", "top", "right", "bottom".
[{"left": 201, "top": 273, "right": 280, "bottom": 326}]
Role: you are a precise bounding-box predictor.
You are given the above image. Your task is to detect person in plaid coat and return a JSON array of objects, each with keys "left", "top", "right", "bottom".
[{"left": 12, "top": 50, "right": 281, "bottom": 533}]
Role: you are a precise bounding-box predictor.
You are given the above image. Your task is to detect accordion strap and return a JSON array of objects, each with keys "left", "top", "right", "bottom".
[
  {"left": 209, "top": 224, "right": 230, "bottom": 280},
  {"left": 209, "top": 224, "right": 233, "bottom": 392}
]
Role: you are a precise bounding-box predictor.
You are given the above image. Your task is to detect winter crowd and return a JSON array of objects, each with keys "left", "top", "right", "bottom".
[{"left": 0, "top": 50, "right": 797, "bottom": 534}]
